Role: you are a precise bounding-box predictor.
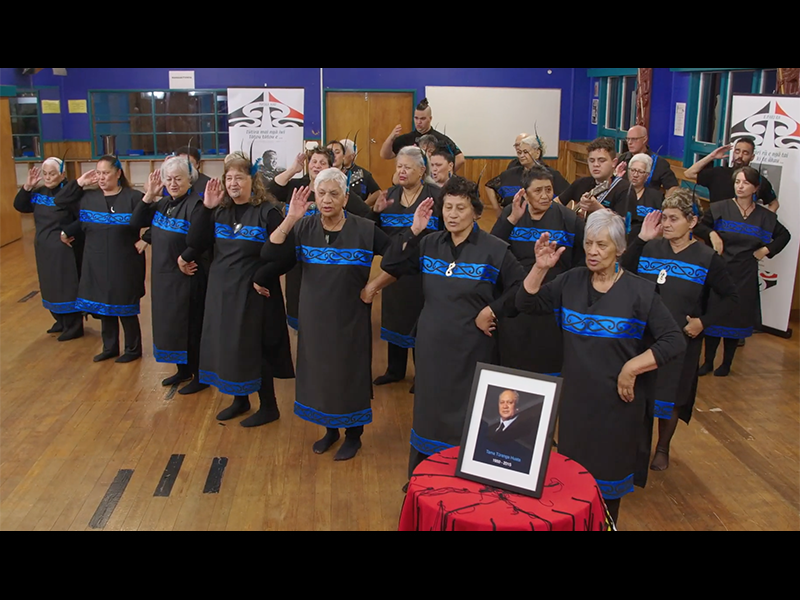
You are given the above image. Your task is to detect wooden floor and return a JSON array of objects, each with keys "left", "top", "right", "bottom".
[{"left": 1, "top": 214, "right": 798, "bottom": 531}]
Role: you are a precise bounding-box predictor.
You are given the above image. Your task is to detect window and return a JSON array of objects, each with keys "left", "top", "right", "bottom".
[
  {"left": 10, "top": 91, "right": 42, "bottom": 159},
  {"left": 90, "top": 90, "right": 229, "bottom": 158},
  {"left": 597, "top": 72, "right": 638, "bottom": 152}
]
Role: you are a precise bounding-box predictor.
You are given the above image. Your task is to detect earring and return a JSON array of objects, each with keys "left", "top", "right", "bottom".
[
  {"left": 689, "top": 231, "right": 694, "bottom": 241},
  {"left": 615, "top": 262, "right": 620, "bottom": 274}
]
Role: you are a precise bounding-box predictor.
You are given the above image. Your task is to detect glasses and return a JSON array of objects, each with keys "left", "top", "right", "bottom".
[
  {"left": 626, "top": 136, "right": 645, "bottom": 143},
  {"left": 629, "top": 169, "right": 648, "bottom": 176}
]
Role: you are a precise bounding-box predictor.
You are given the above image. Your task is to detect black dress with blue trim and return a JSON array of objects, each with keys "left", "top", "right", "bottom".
[
  {"left": 486, "top": 165, "right": 571, "bottom": 208},
  {"left": 195, "top": 201, "right": 295, "bottom": 396},
  {"left": 382, "top": 227, "right": 526, "bottom": 458},
  {"left": 622, "top": 238, "right": 737, "bottom": 424},
  {"left": 14, "top": 184, "right": 82, "bottom": 317},
  {"left": 283, "top": 214, "right": 390, "bottom": 429},
  {"left": 697, "top": 200, "right": 791, "bottom": 340},
  {"left": 517, "top": 269, "right": 686, "bottom": 501},
  {"left": 376, "top": 183, "right": 442, "bottom": 349},
  {"left": 55, "top": 181, "right": 145, "bottom": 317},
  {"left": 627, "top": 187, "right": 664, "bottom": 241},
  {"left": 491, "top": 201, "right": 585, "bottom": 376},
  {"left": 131, "top": 191, "right": 206, "bottom": 365}
]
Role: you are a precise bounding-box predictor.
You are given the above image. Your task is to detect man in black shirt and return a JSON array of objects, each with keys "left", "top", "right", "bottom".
[
  {"left": 617, "top": 126, "right": 680, "bottom": 196},
  {"left": 685, "top": 138, "right": 779, "bottom": 212},
  {"left": 341, "top": 138, "right": 382, "bottom": 206},
  {"left": 380, "top": 98, "right": 465, "bottom": 173}
]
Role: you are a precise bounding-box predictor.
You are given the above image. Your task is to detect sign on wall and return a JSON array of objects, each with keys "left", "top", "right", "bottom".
[
  {"left": 730, "top": 94, "right": 800, "bottom": 335},
  {"left": 227, "top": 88, "right": 305, "bottom": 180},
  {"left": 169, "top": 71, "right": 195, "bottom": 90}
]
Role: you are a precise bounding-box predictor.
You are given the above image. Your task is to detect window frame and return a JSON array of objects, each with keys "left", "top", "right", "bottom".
[
  {"left": 11, "top": 89, "right": 43, "bottom": 161},
  {"left": 89, "top": 89, "right": 229, "bottom": 159},
  {"left": 592, "top": 69, "right": 639, "bottom": 153}
]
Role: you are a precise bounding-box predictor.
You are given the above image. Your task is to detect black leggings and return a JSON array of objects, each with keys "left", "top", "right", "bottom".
[
  {"left": 704, "top": 336, "right": 739, "bottom": 367},
  {"left": 387, "top": 344, "right": 416, "bottom": 380},
  {"left": 101, "top": 316, "right": 142, "bottom": 355}
]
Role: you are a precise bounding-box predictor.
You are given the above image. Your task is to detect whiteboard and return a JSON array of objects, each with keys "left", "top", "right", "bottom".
[{"left": 425, "top": 86, "right": 562, "bottom": 158}]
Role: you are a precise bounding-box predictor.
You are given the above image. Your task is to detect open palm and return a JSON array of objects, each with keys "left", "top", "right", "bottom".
[{"left": 534, "top": 233, "right": 566, "bottom": 269}]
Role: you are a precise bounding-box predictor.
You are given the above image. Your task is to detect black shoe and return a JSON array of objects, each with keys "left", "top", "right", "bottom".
[
  {"left": 163, "top": 372, "right": 193, "bottom": 387},
  {"left": 47, "top": 322, "right": 64, "bottom": 334},
  {"left": 738, "top": 339, "right": 746, "bottom": 348},
  {"left": 57, "top": 330, "right": 84, "bottom": 342},
  {"left": 698, "top": 363, "right": 714, "bottom": 377},
  {"left": 179, "top": 380, "right": 210, "bottom": 396},
  {"left": 217, "top": 397, "right": 251, "bottom": 422},
  {"left": 94, "top": 349, "right": 120, "bottom": 363},
  {"left": 240, "top": 407, "right": 281, "bottom": 428},
  {"left": 313, "top": 430, "right": 341, "bottom": 455},
  {"left": 714, "top": 364, "right": 732, "bottom": 378},
  {"left": 334, "top": 438, "right": 362, "bottom": 462},
  {"left": 115, "top": 353, "right": 142, "bottom": 364},
  {"left": 374, "top": 375, "right": 402, "bottom": 387}
]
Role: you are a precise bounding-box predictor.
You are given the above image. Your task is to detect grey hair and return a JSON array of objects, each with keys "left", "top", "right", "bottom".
[
  {"left": 520, "top": 135, "right": 546, "bottom": 156},
  {"left": 629, "top": 153, "right": 653, "bottom": 173},
  {"left": 42, "top": 157, "right": 64, "bottom": 173},
  {"left": 397, "top": 146, "right": 427, "bottom": 170},
  {"left": 161, "top": 156, "right": 198, "bottom": 184},
  {"left": 315, "top": 167, "right": 348, "bottom": 195},
  {"left": 586, "top": 209, "right": 627, "bottom": 256},
  {"left": 340, "top": 139, "right": 356, "bottom": 155}
]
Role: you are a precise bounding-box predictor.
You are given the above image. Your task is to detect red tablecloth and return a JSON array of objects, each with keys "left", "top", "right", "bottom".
[{"left": 400, "top": 448, "right": 613, "bottom": 532}]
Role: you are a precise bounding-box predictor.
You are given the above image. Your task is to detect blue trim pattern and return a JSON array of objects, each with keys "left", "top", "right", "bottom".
[
  {"left": 287, "top": 316, "right": 299, "bottom": 331},
  {"left": 153, "top": 211, "right": 190, "bottom": 235},
  {"left": 80, "top": 210, "right": 132, "bottom": 226},
  {"left": 153, "top": 345, "right": 188, "bottom": 365},
  {"left": 638, "top": 258, "right": 709, "bottom": 286},
  {"left": 637, "top": 205, "right": 660, "bottom": 218},
  {"left": 498, "top": 186, "right": 523, "bottom": 200},
  {"left": 714, "top": 219, "right": 773, "bottom": 245},
  {"left": 411, "top": 430, "right": 455, "bottom": 457},
  {"left": 32, "top": 193, "right": 56, "bottom": 207},
  {"left": 560, "top": 307, "right": 645, "bottom": 340},
  {"left": 381, "top": 328, "right": 416, "bottom": 349},
  {"left": 42, "top": 300, "right": 78, "bottom": 314},
  {"left": 421, "top": 257, "right": 500, "bottom": 284},
  {"left": 380, "top": 214, "right": 438, "bottom": 231},
  {"left": 294, "top": 402, "right": 373, "bottom": 428},
  {"left": 76, "top": 298, "right": 139, "bottom": 317},
  {"left": 654, "top": 401, "right": 675, "bottom": 420},
  {"left": 596, "top": 475, "right": 635, "bottom": 500},
  {"left": 705, "top": 326, "right": 754, "bottom": 340},
  {"left": 200, "top": 371, "right": 261, "bottom": 395},
  {"left": 510, "top": 227, "right": 575, "bottom": 248},
  {"left": 284, "top": 205, "right": 319, "bottom": 218},
  {"left": 297, "top": 246, "right": 374, "bottom": 268},
  {"left": 215, "top": 224, "right": 266, "bottom": 243}
]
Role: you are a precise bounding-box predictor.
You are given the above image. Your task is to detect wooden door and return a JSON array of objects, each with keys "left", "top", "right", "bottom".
[
  {"left": 1, "top": 97, "right": 23, "bottom": 247},
  {"left": 325, "top": 91, "right": 414, "bottom": 190}
]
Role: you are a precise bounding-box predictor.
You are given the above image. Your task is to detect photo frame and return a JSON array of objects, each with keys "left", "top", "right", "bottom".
[{"left": 456, "top": 364, "right": 562, "bottom": 500}]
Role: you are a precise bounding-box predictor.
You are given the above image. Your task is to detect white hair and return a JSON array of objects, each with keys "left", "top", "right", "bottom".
[
  {"left": 161, "top": 156, "right": 198, "bottom": 184},
  {"left": 315, "top": 167, "right": 348, "bottom": 195},
  {"left": 397, "top": 146, "right": 426, "bottom": 170},
  {"left": 42, "top": 157, "right": 64, "bottom": 173},
  {"left": 341, "top": 139, "right": 356, "bottom": 156},
  {"left": 586, "top": 209, "right": 627, "bottom": 256},
  {"left": 629, "top": 153, "right": 653, "bottom": 173},
  {"left": 520, "top": 135, "right": 545, "bottom": 156}
]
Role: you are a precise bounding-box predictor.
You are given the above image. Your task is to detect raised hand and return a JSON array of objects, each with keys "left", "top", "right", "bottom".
[
  {"left": 509, "top": 189, "right": 528, "bottom": 225},
  {"left": 639, "top": 210, "right": 663, "bottom": 242},
  {"left": 286, "top": 186, "right": 313, "bottom": 222},
  {"left": 711, "top": 144, "right": 733, "bottom": 161},
  {"left": 390, "top": 124, "right": 403, "bottom": 140},
  {"left": 204, "top": 178, "right": 225, "bottom": 209},
  {"left": 24, "top": 167, "right": 42, "bottom": 192},
  {"left": 615, "top": 162, "right": 628, "bottom": 179},
  {"left": 291, "top": 152, "right": 307, "bottom": 174},
  {"left": 78, "top": 170, "right": 98, "bottom": 188},
  {"left": 372, "top": 191, "right": 394, "bottom": 214},
  {"left": 475, "top": 306, "right": 498, "bottom": 338},
  {"left": 144, "top": 172, "right": 164, "bottom": 202},
  {"left": 411, "top": 198, "right": 435, "bottom": 236},
  {"left": 533, "top": 232, "right": 567, "bottom": 270}
]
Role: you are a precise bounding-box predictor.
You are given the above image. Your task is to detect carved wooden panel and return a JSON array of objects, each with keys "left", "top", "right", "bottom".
[
  {"left": 636, "top": 68, "right": 653, "bottom": 129},
  {"left": 778, "top": 68, "right": 799, "bottom": 96}
]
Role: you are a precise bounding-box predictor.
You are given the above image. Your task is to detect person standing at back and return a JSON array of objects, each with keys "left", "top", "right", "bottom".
[{"left": 617, "top": 126, "right": 680, "bottom": 196}]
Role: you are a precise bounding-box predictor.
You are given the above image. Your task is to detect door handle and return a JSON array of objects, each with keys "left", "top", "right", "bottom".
[{"left": 371, "top": 139, "right": 377, "bottom": 144}]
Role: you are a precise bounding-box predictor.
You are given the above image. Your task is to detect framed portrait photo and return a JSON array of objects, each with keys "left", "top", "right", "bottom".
[{"left": 456, "top": 364, "right": 562, "bottom": 500}]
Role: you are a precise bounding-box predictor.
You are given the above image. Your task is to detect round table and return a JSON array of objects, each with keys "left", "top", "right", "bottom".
[{"left": 399, "top": 448, "right": 613, "bottom": 532}]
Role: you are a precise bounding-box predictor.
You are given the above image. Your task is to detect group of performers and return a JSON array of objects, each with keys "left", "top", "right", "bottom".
[{"left": 15, "top": 97, "right": 792, "bottom": 526}]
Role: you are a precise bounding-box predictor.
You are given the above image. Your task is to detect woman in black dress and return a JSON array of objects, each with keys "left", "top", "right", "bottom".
[
  {"left": 371, "top": 146, "right": 442, "bottom": 389},
  {"left": 131, "top": 156, "right": 210, "bottom": 395},
  {"left": 263, "top": 168, "right": 396, "bottom": 462},
  {"left": 625, "top": 153, "right": 665, "bottom": 241},
  {"left": 55, "top": 156, "right": 145, "bottom": 364},
  {"left": 695, "top": 167, "right": 791, "bottom": 377},
  {"left": 516, "top": 209, "right": 686, "bottom": 525},
  {"left": 621, "top": 190, "right": 738, "bottom": 471},
  {"left": 14, "top": 158, "right": 84, "bottom": 342},
  {"left": 382, "top": 177, "right": 526, "bottom": 479},
  {"left": 491, "top": 167, "right": 584, "bottom": 376},
  {"left": 188, "top": 153, "right": 296, "bottom": 428}
]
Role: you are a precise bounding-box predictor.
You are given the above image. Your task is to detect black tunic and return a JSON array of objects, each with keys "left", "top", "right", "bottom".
[
  {"left": 191, "top": 201, "right": 295, "bottom": 395},
  {"left": 696, "top": 200, "right": 791, "bottom": 339},
  {"left": 375, "top": 183, "right": 442, "bottom": 348},
  {"left": 622, "top": 238, "right": 738, "bottom": 423},
  {"left": 486, "top": 166, "right": 571, "bottom": 207},
  {"left": 558, "top": 176, "right": 635, "bottom": 224},
  {"left": 491, "top": 202, "right": 585, "bottom": 376},
  {"left": 131, "top": 192, "right": 206, "bottom": 364},
  {"left": 382, "top": 227, "right": 526, "bottom": 457},
  {"left": 627, "top": 187, "right": 665, "bottom": 241},
  {"left": 697, "top": 165, "right": 777, "bottom": 205},
  {"left": 347, "top": 164, "right": 381, "bottom": 200},
  {"left": 56, "top": 181, "right": 145, "bottom": 317},
  {"left": 618, "top": 150, "right": 679, "bottom": 193},
  {"left": 265, "top": 215, "right": 390, "bottom": 428},
  {"left": 269, "top": 176, "right": 373, "bottom": 331},
  {"left": 14, "top": 184, "right": 82, "bottom": 315},
  {"left": 517, "top": 269, "right": 686, "bottom": 500}
]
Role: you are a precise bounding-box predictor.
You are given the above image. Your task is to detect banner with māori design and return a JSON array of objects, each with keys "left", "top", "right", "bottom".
[
  {"left": 730, "top": 95, "right": 800, "bottom": 335},
  {"left": 228, "top": 88, "right": 305, "bottom": 181}
]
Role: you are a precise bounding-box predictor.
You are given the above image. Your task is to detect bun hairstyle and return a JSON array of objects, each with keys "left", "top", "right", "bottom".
[
  {"left": 417, "top": 98, "right": 430, "bottom": 112},
  {"left": 662, "top": 188, "right": 703, "bottom": 220},
  {"left": 221, "top": 152, "right": 276, "bottom": 209},
  {"left": 441, "top": 176, "right": 484, "bottom": 217}
]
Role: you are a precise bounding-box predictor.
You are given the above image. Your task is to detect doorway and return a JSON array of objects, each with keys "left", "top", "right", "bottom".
[{"left": 324, "top": 91, "right": 416, "bottom": 190}]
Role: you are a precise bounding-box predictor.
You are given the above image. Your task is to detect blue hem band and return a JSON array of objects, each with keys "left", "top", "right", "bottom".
[
  {"left": 153, "top": 345, "right": 188, "bottom": 365},
  {"left": 381, "top": 328, "right": 415, "bottom": 349},
  {"left": 704, "top": 326, "right": 753, "bottom": 340},
  {"left": 596, "top": 475, "right": 635, "bottom": 500},
  {"left": 42, "top": 300, "right": 79, "bottom": 314},
  {"left": 76, "top": 299, "right": 140, "bottom": 317},
  {"left": 199, "top": 371, "right": 261, "bottom": 395},
  {"left": 287, "top": 316, "right": 299, "bottom": 331},
  {"left": 410, "top": 430, "right": 455, "bottom": 457},
  {"left": 294, "top": 402, "right": 373, "bottom": 428},
  {"left": 654, "top": 401, "right": 675, "bottom": 420}
]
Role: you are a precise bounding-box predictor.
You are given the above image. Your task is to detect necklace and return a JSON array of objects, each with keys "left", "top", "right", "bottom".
[
  {"left": 402, "top": 186, "right": 422, "bottom": 208},
  {"left": 735, "top": 198, "right": 755, "bottom": 219},
  {"left": 323, "top": 214, "right": 346, "bottom": 244}
]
